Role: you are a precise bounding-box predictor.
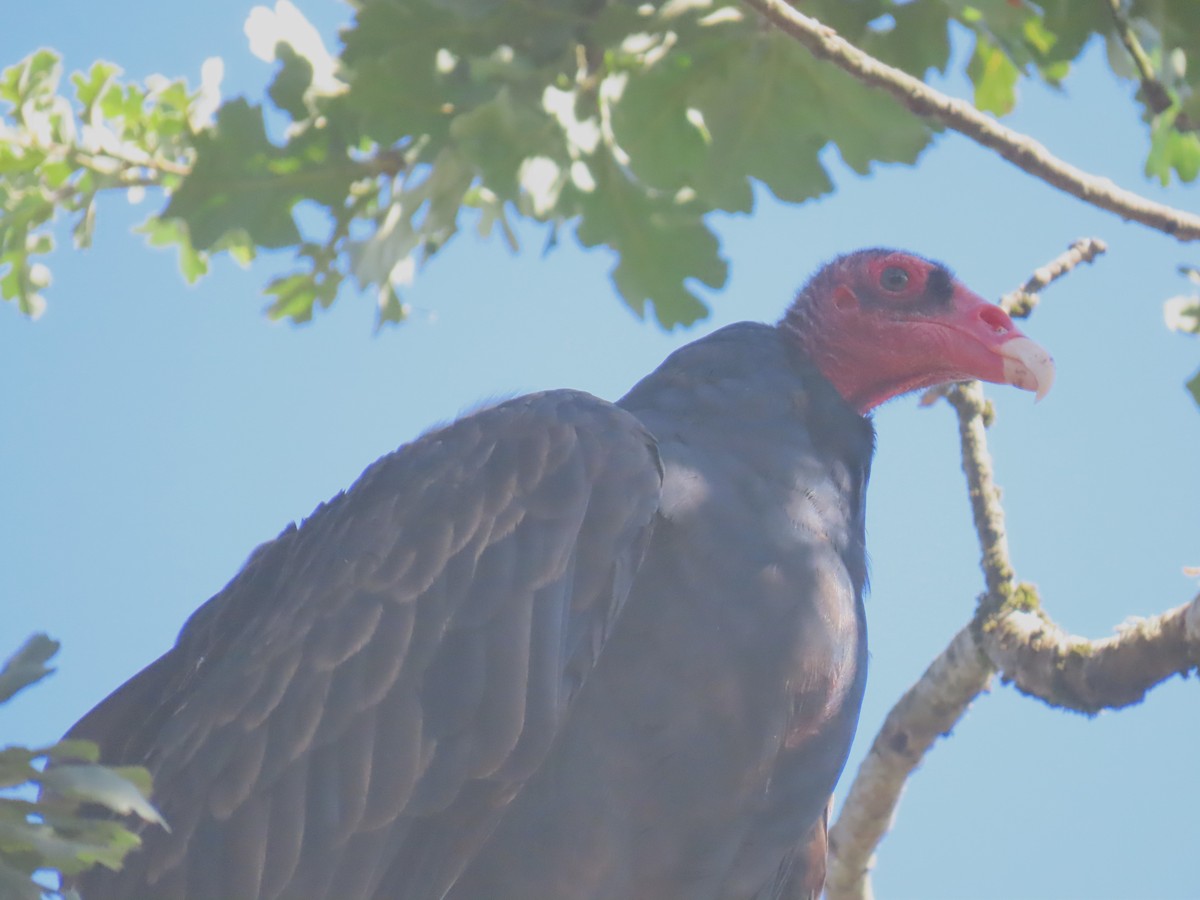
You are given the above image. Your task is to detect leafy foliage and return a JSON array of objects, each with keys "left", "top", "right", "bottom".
[
  {"left": 1, "top": 0, "right": 1200, "bottom": 330},
  {"left": 0, "top": 51, "right": 201, "bottom": 319},
  {"left": 0, "top": 636, "right": 162, "bottom": 900}
]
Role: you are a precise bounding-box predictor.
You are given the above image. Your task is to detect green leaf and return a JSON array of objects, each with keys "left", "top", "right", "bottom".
[
  {"left": 0, "top": 814, "right": 140, "bottom": 877},
  {"left": 863, "top": 0, "right": 953, "bottom": 77},
  {"left": 968, "top": 37, "right": 1020, "bottom": 115},
  {"left": 577, "top": 150, "right": 724, "bottom": 329},
  {"left": 0, "top": 634, "right": 59, "bottom": 704},
  {"left": 0, "top": 50, "right": 62, "bottom": 110},
  {"left": 212, "top": 228, "right": 257, "bottom": 268},
  {"left": 610, "top": 54, "right": 711, "bottom": 194},
  {"left": 0, "top": 747, "right": 37, "bottom": 789},
  {"left": 38, "top": 739, "right": 102, "bottom": 764},
  {"left": 1039, "top": 0, "right": 1106, "bottom": 67},
  {"left": 265, "top": 273, "right": 318, "bottom": 321},
  {"left": 269, "top": 44, "right": 315, "bottom": 120},
  {"left": 99, "top": 81, "right": 148, "bottom": 126},
  {"left": 13, "top": 805, "right": 145, "bottom": 875},
  {"left": 1146, "top": 108, "right": 1200, "bottom": 184},
  {"left": 163, "top": 99, "right": 302, "bottom": 249},
  {"left": 71, "top": 60, "right": 120, "bottom": 114},
  {"left": 40, "top": 159, "right": 74, "bottom": 190},
  {"left": 264, "top": 267, "right": 342, "bottom": 323},
  {"left": 341, "top": 0, "right": 457, "bottom": 145},
  {"left": 449, "top": 87, "right": 555, "bottom": 203},
  {"left": 0, "top": 638, "right": 154, "bottom": 893},
  {"left": 0, "top": 858, "right": 40, "bottom": 900},
  {"left": 1187, "top": 368, "right": 1200, "bottom": 409},
  {"left": 137, "top": 217, "right": 209, "bottom": 283},
  {"left": 39, "top": 765, "right": 167, "bottom": 829}
]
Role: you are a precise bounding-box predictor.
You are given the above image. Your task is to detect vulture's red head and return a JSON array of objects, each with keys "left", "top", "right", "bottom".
[{"left": 781, "top": 249, "right": 1054, "bottom": 413}]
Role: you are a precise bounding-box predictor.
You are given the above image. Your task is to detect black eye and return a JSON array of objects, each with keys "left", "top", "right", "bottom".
[{"left": 881, "top": 266, "right": 909, "bottom": 292}]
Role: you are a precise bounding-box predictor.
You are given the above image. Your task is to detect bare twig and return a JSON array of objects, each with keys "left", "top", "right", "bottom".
[
  {"left": 826, "top": 244, "right": 1199, "bottom": 900},
  {"left": 740, "top": 0, "right": 1200, "bottom": 241},
  {"left": 1001, "top": 238, "right": 1107, "bottom": 318}
]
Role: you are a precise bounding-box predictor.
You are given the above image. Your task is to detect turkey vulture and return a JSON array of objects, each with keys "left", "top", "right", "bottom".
[{"left": 67, "top": 249, "right": 1052, "bottom": 899}]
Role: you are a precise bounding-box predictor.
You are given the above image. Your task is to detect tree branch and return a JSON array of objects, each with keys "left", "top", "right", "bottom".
[
  {"left": 950, "top": 371, "right": 1200, "bottom": 710},
  {"left": 825, "top": 242, "right": 1199, "bottom": 899},
  {"left": 740, "top": 0, "right": 1200, "bottom": 241},
  {"left": 825, "top": 627, "right": 991, "bottom": 900},
  {"left": 1001, "top": 237, "right": 1107, "bottom": 318},
  {"left": 981, "top": 595, "right": 1200, "bottom": 714}
]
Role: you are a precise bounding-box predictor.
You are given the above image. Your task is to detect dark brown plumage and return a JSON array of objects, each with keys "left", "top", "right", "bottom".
[{"left": 67, "top": 250, "right": 1052, "bottom": 899}]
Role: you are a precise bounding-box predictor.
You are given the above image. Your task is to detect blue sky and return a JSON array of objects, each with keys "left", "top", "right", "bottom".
[{"left": 2, "top": 2, "right": 1198, "bottom": 898}]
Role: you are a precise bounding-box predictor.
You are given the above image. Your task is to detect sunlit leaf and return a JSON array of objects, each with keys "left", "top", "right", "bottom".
[
  {"left": 39, "top": 765, "right": 166, "bottom": 830},
  {"left": 968, "top": 37, "right": 1019, "bottom": 115},
  {"left": 0, "top": 634, "right": 59, "bottom": 704},
  {"left": 0, "top": 639, "right": 155, "bottom": 895},
  {"left": 137, "top": 217, "right": 209, "bottom": 283},
  {"left": 1146, "top": 109, "right": 1200, "bottom": 184}
]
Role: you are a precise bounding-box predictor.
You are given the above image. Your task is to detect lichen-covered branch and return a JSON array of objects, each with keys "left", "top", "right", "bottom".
[
  {"left": 825, "top": 627, "right": 991, "bottom": 900},
  {"left": 944, "top": 382, "right": 1011, "bottom": 609},
  {"left": 950, "top": 375, "right": 1200, "bottom": 708},
  {"left": 982, "top": 594, "right": 1200, "bottom": 714},
  {"left": 826, "top": 242, "right": 1198, "bottom": 899},
  {"left": 951, "top": 362, "right": 1200, "bottom": 706},
  {"left": 741, "top": 0, "right": 1200, "bottom": 242}
]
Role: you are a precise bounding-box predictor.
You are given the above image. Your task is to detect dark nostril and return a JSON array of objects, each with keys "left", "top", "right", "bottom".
[{"left": 978, "top": 304, "right": 1013, "bottom": 335}]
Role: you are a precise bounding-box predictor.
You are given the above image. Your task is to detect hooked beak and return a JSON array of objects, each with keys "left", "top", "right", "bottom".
[
  {"left": 942, "top": 284, "right": 1056, "bottom": 401},
  {"left": 998, "top": 337, "right": 1055, "bottom": 401}
]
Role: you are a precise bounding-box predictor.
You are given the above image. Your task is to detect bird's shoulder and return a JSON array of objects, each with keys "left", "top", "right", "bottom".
[{"left": 69, "top": 389, "right": 664, "bottom": 899}]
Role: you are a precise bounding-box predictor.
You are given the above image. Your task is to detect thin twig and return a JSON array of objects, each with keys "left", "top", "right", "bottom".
[
  {"left": 1001, "top": 237, "right": 1107, "bottom": 318},
  {"left": 740, "top": 0, "right": 1200, "bottom": 241},
  {"left": 944, "top": 382, "right": 1012, "bottom": 613},
  {"left": 1103, "top": 0, "right": 1194, "bottom": 131}
]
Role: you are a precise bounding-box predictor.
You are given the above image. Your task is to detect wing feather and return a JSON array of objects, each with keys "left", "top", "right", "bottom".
[
  {"left": 260, "top": 759, "right": 308, "bottom": 895},
  {"left": 70, "top": 390, "right": 662, "bottom": 899},
  {"left": 361, "top": 682, "right": 423, "bottom": 829},
  {"left": 222, "top": 792, "right": 268, "bottom": 899}
]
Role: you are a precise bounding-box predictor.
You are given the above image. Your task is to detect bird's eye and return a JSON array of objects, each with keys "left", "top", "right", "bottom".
[{"left": 880, "top": 266, "right": 909, "bottom": 292}]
